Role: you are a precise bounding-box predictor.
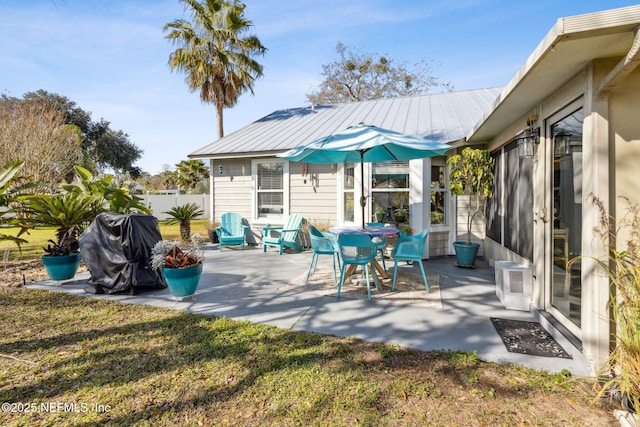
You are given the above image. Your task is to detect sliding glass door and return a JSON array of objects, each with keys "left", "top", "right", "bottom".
[{"left": 548, "top": 107, "right": 583, "bottom": 333}]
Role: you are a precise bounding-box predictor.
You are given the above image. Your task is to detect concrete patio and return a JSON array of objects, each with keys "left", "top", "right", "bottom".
[{"left": 28, "top": 245, "right": 593, "bottom": 376}]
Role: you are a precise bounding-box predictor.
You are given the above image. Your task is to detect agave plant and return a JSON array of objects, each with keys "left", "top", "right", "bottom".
[
  {"left": 151, "top": 234, "right": 205, "bottom": 270},
  {"left": 163, "top": 203, "right": 204, "bottom": 242}
]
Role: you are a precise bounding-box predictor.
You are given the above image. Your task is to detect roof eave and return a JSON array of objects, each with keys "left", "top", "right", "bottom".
[
  {"left": 189, "top": 150, "right": 288, "bottom": 161},
  {"left": 466, "top": 5, "right": 640, "bottom": 144}
]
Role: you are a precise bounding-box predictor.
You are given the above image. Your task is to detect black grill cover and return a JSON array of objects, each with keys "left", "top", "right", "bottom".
[{"left": 79, "top": 213, "right": 167, "bottom": 294}]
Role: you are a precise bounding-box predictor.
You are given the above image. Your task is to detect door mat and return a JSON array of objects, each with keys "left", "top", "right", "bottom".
[
  {"left": 490, "top": 317, "right": 572, "bottom": 359},
  {"left": 281, "top": 267, "right": 442, "bottom": 309}
]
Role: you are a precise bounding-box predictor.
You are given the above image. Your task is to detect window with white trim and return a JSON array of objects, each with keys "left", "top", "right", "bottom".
[
  {"left": 430, "top": 158, "right": 447, "bottom": 225},
  {"left": 254, "top": 159, "right": 285, "bottom": 219},
  {"left": 371, "top": 161, "right": 409, "bottom": 224},
  {"left": 342, "top": 163, "right": 355, "bottom": 222}
]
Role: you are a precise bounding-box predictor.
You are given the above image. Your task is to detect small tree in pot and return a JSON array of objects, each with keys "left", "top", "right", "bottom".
[
  {"left": 23, "top": 193, "right": 95, "bottom": 280},
  {"left": 447, "top": 147, "right": 494, "bottom": 267}
]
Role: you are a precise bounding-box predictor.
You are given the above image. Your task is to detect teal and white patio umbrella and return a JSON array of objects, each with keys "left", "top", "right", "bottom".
[{"left": 277, "top": 124, "right": 451, "bottom": 228}]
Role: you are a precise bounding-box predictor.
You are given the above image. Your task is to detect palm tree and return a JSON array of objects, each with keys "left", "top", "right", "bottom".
[
  {"left": 164, "top": 203, "right": 205, "bottom": 241},
  {"left": 160, "top": 170, "right": 178, "bottom": 191},
  {"left": 176, "top": 160, "right": 209, "bottom": 193},
  {"left": 164, "top": 0, "right": 267, "bottom": 138}
]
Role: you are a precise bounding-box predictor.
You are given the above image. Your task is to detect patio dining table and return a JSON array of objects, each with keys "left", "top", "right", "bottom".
[{"left": 329, "top": 225, "right": 400, "bottom": 279}]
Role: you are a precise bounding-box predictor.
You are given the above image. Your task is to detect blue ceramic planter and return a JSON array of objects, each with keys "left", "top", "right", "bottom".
[
  {"left": 41, "top": 253, "right": 82, "bottom": 281},
  {"left": 453, "top": 242, "right": 480, "bottom": 268},
  {"left": 163, "top": 263, "right": 203, "bottom": 298}
]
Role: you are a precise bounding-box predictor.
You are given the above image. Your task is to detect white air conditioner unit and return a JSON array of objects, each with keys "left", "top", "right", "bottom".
[{"left": 495, "top": 261, "right": 532, "bottom": 311}]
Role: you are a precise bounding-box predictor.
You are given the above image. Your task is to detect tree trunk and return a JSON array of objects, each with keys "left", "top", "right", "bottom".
[
  {"left": 180, "top": 220, "right": 191, "bottom": 242},
  {"left": 216, "top": 103, "right": 224, "bottom": 139}
]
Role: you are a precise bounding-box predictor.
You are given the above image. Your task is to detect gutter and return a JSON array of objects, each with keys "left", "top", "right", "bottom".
[{"left": 189, "top": 151, "right": 286, "bottom": 161}]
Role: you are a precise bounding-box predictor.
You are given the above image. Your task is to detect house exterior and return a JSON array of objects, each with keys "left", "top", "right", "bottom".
[
  {"left": 190, "top": 5, "right": 640, "bottom": 373},
  {"left": 465, "top": 6, "right": 640, "bottom": 372},
  {"left": 189, "top": 88, "right": 503, "bottom": 254}
]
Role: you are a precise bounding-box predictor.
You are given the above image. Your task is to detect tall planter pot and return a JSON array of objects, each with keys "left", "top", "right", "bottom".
[
  {"left": 162, "top": 262, "right": 203, "bottom": 298},
  {"left": 453, "top": 241, "right": 480, "bottom": 268},
  {"left": 41, "top": 253, "right": 82, "bottom": 281}
]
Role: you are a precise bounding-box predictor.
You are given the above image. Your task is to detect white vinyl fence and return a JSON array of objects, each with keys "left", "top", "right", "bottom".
[{"left": 141, "top": 194, "right": 210, "bottom": 221}]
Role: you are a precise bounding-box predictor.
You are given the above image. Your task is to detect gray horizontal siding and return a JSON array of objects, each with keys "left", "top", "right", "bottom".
[{"left": 289, "top": 163, "right": 338, "bottom": 224}]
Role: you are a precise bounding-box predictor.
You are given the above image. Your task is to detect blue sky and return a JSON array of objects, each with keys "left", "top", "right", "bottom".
[{"left": 1, "top": 0, "right": 637, "bottom": 175}]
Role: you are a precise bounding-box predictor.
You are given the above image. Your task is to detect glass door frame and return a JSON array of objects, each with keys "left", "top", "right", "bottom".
[{"left": 543, "top": 98, "right": 584, "bottom": 339}]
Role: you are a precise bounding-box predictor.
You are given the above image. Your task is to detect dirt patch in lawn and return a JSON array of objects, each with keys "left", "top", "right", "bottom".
[{"left": 0, "top": 259, "right": 87, "bottom": 289}]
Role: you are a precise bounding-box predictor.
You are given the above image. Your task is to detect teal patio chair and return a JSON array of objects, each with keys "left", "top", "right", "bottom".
[
  {"left": 306, "top": 225, "right": 341, "bottom": 284},
  {"left": 216, "top": 212, "right": 248, "bottom": 251},
  {"left": 391, "top": 229, "right": 430, "bottom": 292},
  {"left": 262, "top": 214, "right": 303, "bottom": 255},
  {"left": 365, "top": 222, "right": 387, "bottom": 271},
  {"left": 337, "top": 233, "right": 380, "bottom": 301}
]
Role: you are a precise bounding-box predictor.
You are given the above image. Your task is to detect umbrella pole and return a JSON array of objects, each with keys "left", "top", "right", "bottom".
[{"left": 359, "top": 156, "right": 366, "bottom": 229}]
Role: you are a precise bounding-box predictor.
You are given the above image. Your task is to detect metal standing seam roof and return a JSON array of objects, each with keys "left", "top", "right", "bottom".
[{"left": 188, "top": 87, "right": 503, "bottom": 160}]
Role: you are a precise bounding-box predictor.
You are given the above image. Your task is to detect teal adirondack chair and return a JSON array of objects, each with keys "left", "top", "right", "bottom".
[
  {"left": 216, "top": 212, "right": 248, "bottom": 251},
  {"left": 262, "top": 214, "right": 303, "bottom": 255}
]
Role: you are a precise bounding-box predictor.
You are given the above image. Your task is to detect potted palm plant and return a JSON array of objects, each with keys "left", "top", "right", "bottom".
[
  {"left": 151, "top": 234, "right": 205, "bottom": 299},
  {"left": 163, "top": 203, "right": 204, "bottom": 242},
  {"left": 447, "top": 147, "right": 494, "bottom": 267},
  {"left": 23, "top": 193, "right": 96, "bottom": 280},
  {"left": 41, "top": 226, "right": 83, "bottom": 280}
]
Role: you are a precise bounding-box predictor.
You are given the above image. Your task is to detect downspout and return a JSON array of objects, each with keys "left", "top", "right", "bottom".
[
  {"left": 209, "top": 159, "right": 215, "bottom": 224},
  {"left": 596, "top": 26, "right": 640, "bottom": 94},
  {"left": 587, "top": 27, "right": 640, "bottom": 373}
]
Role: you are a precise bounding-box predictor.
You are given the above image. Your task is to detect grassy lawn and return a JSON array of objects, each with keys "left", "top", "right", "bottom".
[
  {"left": 0, "top": 220, "right": 618, "bottom": 425},
  {"left": 0, "top": 289, "right": 616, "bottom": 426},
  {"left": 0, "top": 220, "right": 212, "bottom": 261}
]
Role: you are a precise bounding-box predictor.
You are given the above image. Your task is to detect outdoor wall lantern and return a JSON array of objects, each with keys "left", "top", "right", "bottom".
[
  {"left": 218, "top": 163, "right": 223, "bottom": 174},
  {"left": 553, "top": 130, "right": 571, "bottom": 158},
  {"left": 516, "top": 127, "right": 540, "bottom": 158},
  {"left": 517, "top": 115, "right": 540, "bottom": 159}
]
